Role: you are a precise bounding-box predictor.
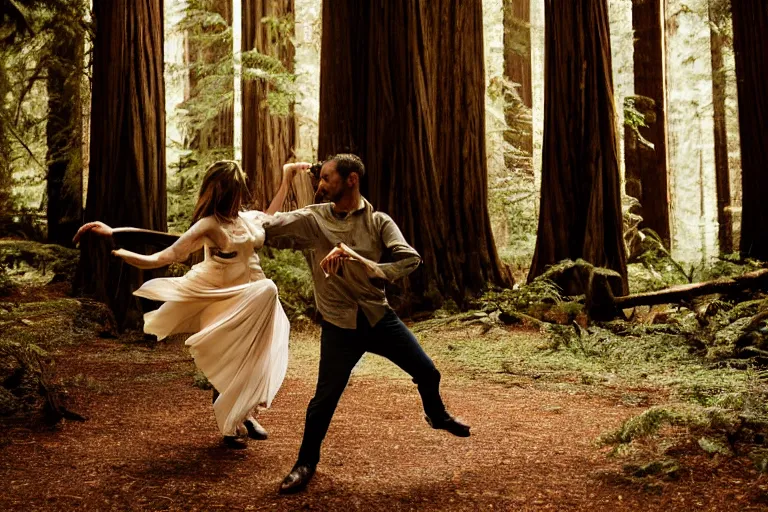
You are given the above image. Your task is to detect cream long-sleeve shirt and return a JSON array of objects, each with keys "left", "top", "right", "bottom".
[{"left": 260, "top": 198, "right": 421, "bottom": 329}]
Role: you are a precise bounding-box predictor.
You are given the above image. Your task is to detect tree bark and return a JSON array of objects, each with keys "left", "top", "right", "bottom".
[
  {"left": 732, "top": 0, "right": 768, "bottom": 260},
  {"left": 242, "top": 0, "right": 311, "bottom": 210},
  {"left": 318, "top": 0, "right": 511, "bottom": 308},
  {"left": 709, "top": 0, "right": 732, "bottom": 254},
  {"left": 628, "top": 0, "right": 670, "bottom": 247},
  {"left": 430, "top": 1, "right": 511, "bottom": 298},
  {"left": 528, "top": 0, "right": 628, "bottom": 295},
  {"left": 75, "top": 0, "right": 167, "bottom": 330},
  {"left": 46, "top": 16, "right": 84, "bottom": 247},
  {"left": 317, "top": 1, "right": 371, "bottom": 161},
  {"left": 503, "top": 0, "right": 533, "bottom": 155}
]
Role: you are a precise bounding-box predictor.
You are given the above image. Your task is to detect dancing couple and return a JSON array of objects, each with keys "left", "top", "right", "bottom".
[{"left": 74, "top": 154, "right": 470, "bottom": 494}]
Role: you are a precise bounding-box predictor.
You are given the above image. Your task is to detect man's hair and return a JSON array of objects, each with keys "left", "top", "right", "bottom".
[{"left": 328, "top": 153, "right": 365, "bottom": 179}]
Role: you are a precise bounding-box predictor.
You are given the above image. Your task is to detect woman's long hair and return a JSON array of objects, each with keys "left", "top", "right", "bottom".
[{"left": 191, "top": 160, "right": 251, "bottom": 225}]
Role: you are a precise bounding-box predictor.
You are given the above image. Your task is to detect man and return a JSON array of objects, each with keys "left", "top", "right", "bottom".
[{"left": 263, "top": 154, "right": 470, "bottom": 494}]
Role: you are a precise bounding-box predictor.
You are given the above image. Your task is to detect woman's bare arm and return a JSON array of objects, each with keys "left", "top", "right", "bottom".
[
  {"left": 74, "top": 219, "right": 225, "bottom": 270},
  {"left": 264, "top": 162, "right": 312, "bottom": 216},
  {"left": 112, "top": 217, "right": 225, "bottom": 269}
]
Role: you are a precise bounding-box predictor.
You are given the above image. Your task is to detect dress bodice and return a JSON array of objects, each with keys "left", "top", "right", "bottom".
[{"left": 201, "top": 212, "right": 267, "bottom": 282}]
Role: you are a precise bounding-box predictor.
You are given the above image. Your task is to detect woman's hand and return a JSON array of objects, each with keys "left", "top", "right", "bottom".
[
  {"left": 73, "top": 221, "right": 114, "bottom": 243},
  {"left": 111, "top": 248, "right": 130, "bottom": 261},
  {"left": 282, "top": 161, "right": 312, "bottom": 182}
]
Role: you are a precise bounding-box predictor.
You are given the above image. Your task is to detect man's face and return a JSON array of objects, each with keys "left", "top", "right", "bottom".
[{"left": 315, "top": 161, "right": 347, "bottom": 203}]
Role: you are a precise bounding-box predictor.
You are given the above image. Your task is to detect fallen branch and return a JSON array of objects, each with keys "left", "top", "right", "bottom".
[
  {"left": 613, "top": 269, "right": 768, "bottom": 310},
  {"left": 412, "top": 312, "right": 477, "bottom": 332},
  {"left": 498, "top": 309, "right": 547, "bottom": 328}
]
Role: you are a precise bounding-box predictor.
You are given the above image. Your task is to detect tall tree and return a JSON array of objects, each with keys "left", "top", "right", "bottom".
[
  {"left": 626, "top": 0, "right": 670, "bottom": 247},
  {"left": 709, "top": 0, "right": 733, "bottom": 254},
  {"left": 503, "top": 0, "right": 533, "bottom": 155},
  {"left": 319, "top": 0, "right": 511, "bottom": 307},
  {"left": 75, "top": 0, "right": 167, "bottom": 329},
  {"left": 528, "top": 0, "right": 628, "bottom": 295},
  {"left": 46, "top": 2, "right": 85, "bottom": 246},
  {"left": 731, "top": 0, "right": 767, "bottom": 260},
  {"left": 242, "top": 0, "right": 312, "bottom": 209}
]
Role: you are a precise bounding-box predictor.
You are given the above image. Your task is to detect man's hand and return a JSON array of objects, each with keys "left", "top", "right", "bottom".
[
  {"left": 73, "top": 221, "right": 114, "bottom": 244},
  {"left": 283, "top": 161, "right": 312, "bottom": 182},
  {"left": 320, "top": 243, "right": 387, "bottom": 280},
  {"left": 320, "top": 246, "right": 351, "bottom": 276}
]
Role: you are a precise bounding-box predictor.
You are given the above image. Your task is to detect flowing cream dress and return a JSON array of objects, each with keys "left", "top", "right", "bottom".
[{"left": 133, "top": 211, "right": 289, "bottom": 436}]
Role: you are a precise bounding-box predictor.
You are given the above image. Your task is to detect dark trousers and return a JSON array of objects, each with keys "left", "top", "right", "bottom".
[{"left": 296, "top": 309, "right": 448, "bottom": 466}]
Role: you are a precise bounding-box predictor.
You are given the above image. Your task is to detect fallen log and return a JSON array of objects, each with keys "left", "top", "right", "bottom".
[{"left": 612, "top": 269, "right": 768, "bottom": 310}]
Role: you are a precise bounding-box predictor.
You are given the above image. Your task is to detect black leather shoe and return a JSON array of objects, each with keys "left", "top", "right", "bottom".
[
  {"left": 244, "top": 418, "right": 268, "bottom": 440},
  {"left": 426, "top": 414, "right": 471, "bottom": 437},
  {"left": 279, "top": 463, "right": 316, "bottom": 494},
  {"left": 223, "top": 435, "right": 248, "bottom": 449}
]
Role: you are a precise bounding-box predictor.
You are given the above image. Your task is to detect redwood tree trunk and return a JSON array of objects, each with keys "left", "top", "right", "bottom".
[
  {"left": 529, "top": 0, "right": 628, "bottom": 295},
  {"left": 731, "top": 0, "right": 767, "bottom": 260},
  {"left": 628, "top": 0, "right": 670, "bottom": 247},
  {"left": 46, "top": 19, "right": 84, "bottom": 247},
  {"left": 75, "top": 0, "right": 167, "bottom": 329},
  {"left": 503, "top": 0, "right": 533, "bottom": 154},
  {"left": 242, "top": 0, "right": 311, "bottom": 210},
  {"left": 709, "top": 0, "right": 732, "bottom": 254},
  {"left": 319, "top": 0, "right": 511, "bottom": 308},
  {"left": 431, "top": 1, "right": 510, "bottom": 297}
]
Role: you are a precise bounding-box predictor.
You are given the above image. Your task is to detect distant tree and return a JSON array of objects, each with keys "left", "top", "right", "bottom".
[
  {"left": 0, "top": 0, "right": 68, "bottom": 216},
  {"left": 709, "top": 0, "right": 733, "bottom": 254},
  {"left": 46, "top": 0, "right": 87, "bottom": 246},
  {"left": 183, "top": 0, "right": 234, "bottom": 154},
  {"left": 529, "top": 0, "right": 628, "bottom": 295},
  {"left": 503, "top": 0, "right": 533, "bottom": 155},
  {"left": 731, "top": 0, "right": 768, "bottom": 260},
  {"left": 625, "top": 0, "right": 671, "bottom": 248},
  {"left": 242, "top": 0, "right": 312, "bottom": 209}
]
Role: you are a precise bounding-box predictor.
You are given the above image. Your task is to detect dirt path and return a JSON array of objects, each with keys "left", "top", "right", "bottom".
[{"left": 0, "top": 329, "right": 765, "bottom": 511}]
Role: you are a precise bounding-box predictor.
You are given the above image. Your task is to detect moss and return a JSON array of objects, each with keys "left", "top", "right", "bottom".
[
  {"left": 0, "top": 271, "right": 16, "bottom": 296},
  {"left": 0, "top": 240, "right": 79, "bottom": 287},
  {"left": 0, "top": 298, "right": 116, "bottom": 349}
]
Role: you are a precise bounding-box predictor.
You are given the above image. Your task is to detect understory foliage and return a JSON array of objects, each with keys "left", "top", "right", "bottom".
[
  {"left": 1, "top": 0, "right": 91, "bottom": 221},
  {"left": 169, "top": 0, "right": 297, "bottom": 233},
  {"left": 460, "top": 239, "right": 768, "bottom": 468},
  {"left": 485, "top": 75, "right": 537, "bottom": 274}
]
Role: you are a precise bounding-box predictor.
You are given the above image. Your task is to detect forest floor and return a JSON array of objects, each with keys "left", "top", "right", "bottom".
[{"left": 2, "top": 288, "right": 768, "bottom": 511}]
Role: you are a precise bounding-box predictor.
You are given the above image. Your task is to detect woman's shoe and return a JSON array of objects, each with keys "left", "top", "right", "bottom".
[
  {"left": 244, "top": 417, "right": 268, "bottom": 440},
  {"left": 223, "top": 435, "right": 248, "bottom": 449}
]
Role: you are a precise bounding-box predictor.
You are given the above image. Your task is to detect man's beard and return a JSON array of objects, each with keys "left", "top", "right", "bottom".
[
  {"left": 313, "top": 189, "right": 326, "bottom": 204},
  {"left": 315, "top": 185, "right": 345, "bottom": 204}
]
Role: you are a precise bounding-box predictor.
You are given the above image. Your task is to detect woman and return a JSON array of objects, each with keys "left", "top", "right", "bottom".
[{"left": 74, "top": 160, "right": 310, "bottom": 448}]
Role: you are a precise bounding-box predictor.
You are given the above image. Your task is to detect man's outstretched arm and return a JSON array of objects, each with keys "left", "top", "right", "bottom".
[{"left": 262, "top": 209, "right": 324, "bottom": 251}]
